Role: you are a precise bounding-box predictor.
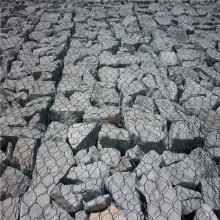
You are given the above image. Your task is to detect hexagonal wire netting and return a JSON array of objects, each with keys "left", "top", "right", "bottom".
[{"left": 0, "top": 0, "right": 220, "bottom": 220}]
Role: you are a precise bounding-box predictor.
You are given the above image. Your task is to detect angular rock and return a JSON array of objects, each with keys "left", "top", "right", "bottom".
[
  {"left": 133, "top": 95, "right": 154, "bottom": 112},
  {"left": 135, "top": 150, "right": 162, "bottom": 177},
  {"left": 194, "top": 203, "right": 218, "bottom": 220},
  {"left": 75, "top": 210, "right": 88, "bottom": 220},
  {"left": 177, "top": 48, "right": 203, "bottom": 62},
  {"left": 200, "top": 178, "right": 220, "bottom": 210},
  {"left": 123, "top": 108, "right": 166, "bottom": 152},
  {"left": 68, "top": 122, "right": 99, "bottom": 150},
  {"left": 100, "top": 148, "right": 121, "bottom": 168},
  {"left": 182, "top": 199, "right": 202, "bottom": 215},
  {"left": 74, "top": 149, "right": 93, "bottom": 165},
  {"left": 91, "top": 82, "right": 119, "bottom": 106},
  {"left": 51, "top": 184, "right": 83, "bottom": 213},
  {"left": 32, "top": 141, "right": 74, "bottom": 193},
  {"left": 162, "top": 151, "right": 187, "bottom": 166},
  {"left": 43, "top": 122, "right": 68, "bottom": 143},
  {"left": 105, "top": 172, "right": 143, "bottom": 219},
  {"left": 125, "top": 145, "right": 145, "bottom": 164},
  {"left": 98, "top": 124, "right": 130, "bottom": 152},
  {"left": 175, "top": 185, "right": 202, "bottom": 202},
  {"left": 0, "top": 167, "right": 29, "bottom": 199},
  {"left": 98, "top": 67, "right": 119, "bottom": 84},
  {"left": 85, "top": 194, "right": 111, "bottom": 212},
  {"left": 136, "top": 170, "right": 181, "bottom": 220},
  {"left": 90, "top": 204, "right": 126, "bottom": 220},
  {"left": 160, "top": 51, "right": 178, "bottom": 66},
  {"left": 111, "top": 156, "right": 132, "bottom": 174},
  {"left": 12, "top": 138, "right": 37, "bottom": 175},
  {"left": 0, "top": 197, "right": 20, "bottom": 220},
  {"left": 83, "top": 106, "right": 120, "bottom": 124},
  {"left": 88, "top": 146, "right": 100, "bottom": 162},
  {"left": 50, "top": 94, "right": 87, "bottom": 126}
]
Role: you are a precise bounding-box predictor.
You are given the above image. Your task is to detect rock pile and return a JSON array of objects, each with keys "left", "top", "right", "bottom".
[{"left": 0, "top": 0, "right": 220, "bottom": 219}]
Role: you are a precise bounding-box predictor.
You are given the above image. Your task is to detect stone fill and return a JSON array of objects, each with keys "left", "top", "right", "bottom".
[{"left": 0, "top": 0, "right": 219, "bottom": 219}]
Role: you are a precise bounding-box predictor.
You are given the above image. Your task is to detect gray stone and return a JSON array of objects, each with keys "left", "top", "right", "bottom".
[
  {"left": 133, "top": 96, "right": 154, "bottom": 112},
  {"left": 91, "top": 82, "right": 119, "bottom": 107},
  {"left": 74, "top": 149, "right": 93, "bottom": 165},
  {"left": 135, "top": 150, "right": 162, "bottom": 177},
  {"left": 98, "top": 67, "right": 119, "bottom": 84},
  {"left": 200, "top": 178, "right": 220, "bottom": 210},
  {"left": 85, "top": 194, "right": 111, "bottom": 212},
  {"left": 50, "top": 94, "right": 86, "bottom": 126},
  {"left": 162, "top": 151, "right": 187, "bottom": 166},
  {"left": 43, "top": 122, "right": 68, "bottom": 143},
  {"left": 123, "top": 108, "right": 166, "bottom": 151},
  {"left": 141, "top": 74, "right": 157, "bottom": 92},
  {"left": 68, "top": 122, "right": 99, "bottom": 151},
  {"left": 12, "top": 138, "right": 36, "bottom": 175},
  {"left": 175, "top": 185, "right": 202, "bottom": 202},
  {"left": 98, "top": 124, "right": 130, "bottom": 152},
  {"left": 29, "top": 81, "right": 55, "bottom": 101},
  {"left": 32, "top": 141, "right": 74, "bottom": 193},
  {"left": 125, "top": 145, "right": 145, "bottom": 163},
  {"left": 88, "top": 146, "right": 100, "bottom": 162},
  {"left": 51, "top": 184, "right": 83, "bottom": 213},
  {"left": 75, "top": 210, "right": 88, "bottom": 220},
  {"left": 177, "top": 48, "right": 203, "bottom": 61},
  {"left": 194, "top": 203, "right": 218, "bottom": 220},
  {"left": 160, "top": 51, "right": 178, "bottom": 66},
  {"left": 206, "top": 48, "right": 220, "bottom": 64},
  {"left": 111, "top": 156, "right": 132, "bottom": 173},
  {"left": 0, "top": 167, "right": 29, "bottom": 199},
  {"left": 182, "top": 199, "right": 202, "bottom": 215},
  {"left": 0, "top": 197, "right": 20, "bottom": 220},
  {"left": 40, "top": 13, "right": 60, "bottom": 23},
  {"left": 100, "top": 148, "right": 121, "bottom": 168},
  {"left": 20, "top": 186, "right": 73, "bottom": 220},
  {"left": 136, "top": 170, "right": 181, "bottom": 220},
  {"left": 105, "top": 172, "right": 143, "bottom": 219},
  {"left": 154, "top": 15, "right": 173, "bottom": 26},
  {"left": 83, "top": 106, "right": 120, "bottom": 124},
  {"left": 169, "top": 116, "right": 203, "bottom": 150},
  {"left": 35, "top": 22, "right": 52, "bottom": 31}
]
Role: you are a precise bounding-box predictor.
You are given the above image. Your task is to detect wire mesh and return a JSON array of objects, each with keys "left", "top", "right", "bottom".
[{"left": 0, "top": 0, "right": 220, "bottom": 219}]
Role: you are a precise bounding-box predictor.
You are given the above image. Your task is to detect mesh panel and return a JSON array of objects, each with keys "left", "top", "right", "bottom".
[{"left": 0, "top": 0, "right": 220, "bottom": 219}]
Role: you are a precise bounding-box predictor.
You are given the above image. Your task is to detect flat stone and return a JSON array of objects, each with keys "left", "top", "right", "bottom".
[
  {"left": 135, "top": 150, "right": 162, "bottom": 177},
  {"left": 200, "top": 178, "right": 220, "bottom": 210},
  {"left": 35, "top": 22, "right": 52, "bottom": 31},
  {"left": 100, "top": 148, "right": 121, "bottom": 168},
  {"left": 194, "top": 203, "right": 218, "bottom": 220},
  {"left": 105, "top": 172, "right": 143, "bottom": 219},
  {"left": 98, "top": 124, "right": 130, "bottom": 152},
  {"left": 83, "top": 106, "right": 120, "bottom": 124},
  {"left": 177, "top": 48, "right": 203, "bottom": 62},
  {"left": 206, "top": 48, "right": 220, "bottom": 64},
  {"left": 51, "top": 184, "right": 83, "bottom": 213},
  {"left": 68, "top": 122, "right": 99, "bottom": 150},
  {"left": 125, "top": 145, "right": 145, "bottom": 163},
  {"left": 0, "top": 167, "right": 29, "bottom": 199},
  {"left": 0, "top": 197, "right": 20, "bottom": 220},
  {"left": 12, "top": 138, "right": 36, "bottom": 175},
  {"left": 85, "top": 194, "right": 111, "bottom": 212},
  {"left": 136, "top": 170, "right": 181, "bottom": 220}
]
